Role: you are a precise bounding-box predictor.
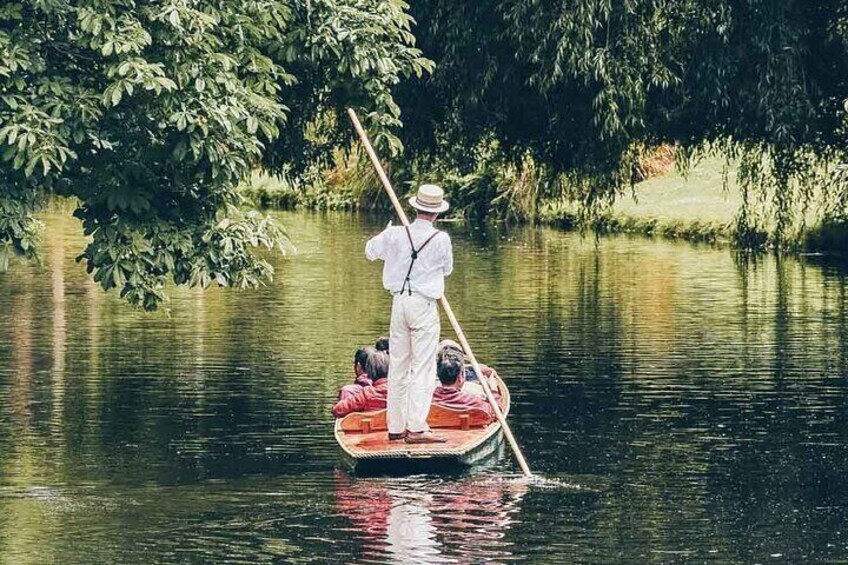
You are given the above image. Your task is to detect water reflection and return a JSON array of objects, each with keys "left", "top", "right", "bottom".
[
  {"left": 1, "top": 209, "right": 848, "bottom": 562},
  {"left": 334, "top": 472, "right": 527, "bottom": 563}
]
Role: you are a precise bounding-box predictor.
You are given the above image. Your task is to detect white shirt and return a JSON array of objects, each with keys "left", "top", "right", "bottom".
[{"left": 365, "top": 218, "right": 453, "bottom": 300}]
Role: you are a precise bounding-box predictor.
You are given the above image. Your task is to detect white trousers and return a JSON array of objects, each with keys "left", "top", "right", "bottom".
[{"left": 387, "top": 293, "right": 440, "bottom": 434}]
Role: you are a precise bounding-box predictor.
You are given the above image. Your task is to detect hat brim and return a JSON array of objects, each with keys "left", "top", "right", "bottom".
[{"left": 409, "top": 196, "right": 449, "bottom": 214}]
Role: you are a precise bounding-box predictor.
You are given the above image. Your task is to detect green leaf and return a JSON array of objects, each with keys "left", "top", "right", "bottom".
[{"left": 246, "top": 115, "right": 258, "bottom": 134}]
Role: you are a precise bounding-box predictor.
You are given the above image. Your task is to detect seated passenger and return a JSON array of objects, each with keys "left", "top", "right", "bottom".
[
  {"left": 437, "top": 340, "right": 500, "bottom": 398},
  {"left": 432, "top": 351, "right": 499, "bottom": 420},
  {"left": 332, "top": 350, "right": 390, "bottom": 418},
  {"left": 338, "top": 346, "right": 376, "bottom": 401}
]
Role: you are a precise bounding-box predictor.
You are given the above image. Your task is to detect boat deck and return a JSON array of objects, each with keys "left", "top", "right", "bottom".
[{"left": 339, "top": 427, "right": 498, "bottom": 459}]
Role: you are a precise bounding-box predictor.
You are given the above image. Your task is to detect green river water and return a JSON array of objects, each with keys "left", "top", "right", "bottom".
[{"left": 1, "top": 210, "right": 848, "bottom": 563}]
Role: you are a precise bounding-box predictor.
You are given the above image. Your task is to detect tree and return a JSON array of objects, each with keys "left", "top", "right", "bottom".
[
  {"left": 398, "top": 0, "right": 848, "bottom": 241},
  {"left": 0, "top": 0, "right": 429, "bottom": 309}
]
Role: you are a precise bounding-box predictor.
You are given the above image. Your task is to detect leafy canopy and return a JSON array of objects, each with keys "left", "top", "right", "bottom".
[
  {"left": 398, "top": 0, "right": 848, "bottom": 241},
  {"left": 0, "top": 0, "right": 429, "bottom": 309}
]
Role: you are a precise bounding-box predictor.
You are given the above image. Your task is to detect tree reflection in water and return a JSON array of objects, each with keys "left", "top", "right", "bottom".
[
  {"left": 334, "top": 471, "right": 527, "bottom": 563},
  {"left": 4, "top": 211, "right": 848, "bottom": 562}
]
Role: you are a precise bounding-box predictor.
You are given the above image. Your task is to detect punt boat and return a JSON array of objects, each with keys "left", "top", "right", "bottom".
[{"left": 334, "top": 375, "right": 510, "bottom": 474}]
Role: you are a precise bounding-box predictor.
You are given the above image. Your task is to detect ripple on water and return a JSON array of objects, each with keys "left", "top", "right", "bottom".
[{"left": 1, "top": 212, "right": 848, "bottom": 562}]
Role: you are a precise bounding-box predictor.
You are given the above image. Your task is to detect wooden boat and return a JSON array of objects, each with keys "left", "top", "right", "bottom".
[{"left": 334, "top": 375, "right": 510, "bottom": 474}]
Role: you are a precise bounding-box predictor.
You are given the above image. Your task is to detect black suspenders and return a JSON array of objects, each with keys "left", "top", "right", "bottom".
[{"left": 400, "top": 226, "right": 441, "bottom": 296}]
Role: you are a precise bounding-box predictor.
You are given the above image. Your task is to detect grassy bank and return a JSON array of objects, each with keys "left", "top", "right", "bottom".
[
  {"left": 538, "top": 157, "right": 741, "bottom": 244},
  {"left": 541, "top": 157, "right": 847, "bottom": 256},
  {"left": 621, "top": 160, "right": 847, "bottom": 256},
  {"left": 242, "top": 156, "right": 848, "bottom": 257}
]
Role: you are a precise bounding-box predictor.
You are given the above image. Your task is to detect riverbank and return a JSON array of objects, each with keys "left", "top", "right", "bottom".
[
  {"left": 541, "top": 157, "right": 848, "bottom": 256},
  {"left": 539, "top": 157, "right": 741, "bottom": 245},
  {"left": 242, "top": 158, "right": 848, "bottom": 257}
]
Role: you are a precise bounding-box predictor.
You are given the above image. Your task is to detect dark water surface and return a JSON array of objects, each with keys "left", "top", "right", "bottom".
[{"left": 2, "top": 210, "right": 848, "bottom": 563}]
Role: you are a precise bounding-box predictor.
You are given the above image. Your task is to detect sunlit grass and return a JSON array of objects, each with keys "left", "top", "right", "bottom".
[
  {"left": 616, "top": 157, "right": 740, "bottom": 225},
  {"left": 610, "top": 157, "right": 846, "bottom": 254}
]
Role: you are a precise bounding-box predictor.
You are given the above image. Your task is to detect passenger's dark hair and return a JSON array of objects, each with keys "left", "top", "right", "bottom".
[
  {"left": 365, "top": 350, "right": 390, "bottom": 381},
  {"left": 375, "top": 336, "right": 389, "bottom": 353},
  {"left": 354, "top": 347, "right": 374, "bottom": 370},
  {"left": 437, "top": 350, "right": 464, "bottom": 385}
]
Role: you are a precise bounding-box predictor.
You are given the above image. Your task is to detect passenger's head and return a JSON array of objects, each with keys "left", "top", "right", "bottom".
[
  {"left": 375, "top": 336, "right": 389, "bottom": 353},
  {"left": 354, "top": 346, "right": 374, "bottom": 375},
  {"left": 438, "top": 339, "right": 463, "bottom": 357},
  {"left": 365, "top": 349, "right": 390, "bottom": 382},
  {"left": 437, "top": 350, "right": 465, "bottom": 387}
]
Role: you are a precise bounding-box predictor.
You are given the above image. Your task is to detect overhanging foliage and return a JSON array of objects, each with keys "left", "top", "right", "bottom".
[
  {"left": 0, "top": 0, "right": 429, "bottom": 309},
  {"left": 398, "top": 0, "right": 848, "bottom": 241}
]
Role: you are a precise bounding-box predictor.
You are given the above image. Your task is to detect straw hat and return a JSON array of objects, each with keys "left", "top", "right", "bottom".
[{"left": 409, "top": 184, "right": 449, "bottom": 214}]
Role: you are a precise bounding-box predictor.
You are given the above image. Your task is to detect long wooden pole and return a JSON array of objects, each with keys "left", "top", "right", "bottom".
[{"left": 347, "top": 108, "right": 533, "bottom": 477}]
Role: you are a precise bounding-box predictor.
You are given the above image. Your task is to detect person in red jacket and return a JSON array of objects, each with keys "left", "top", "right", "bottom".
[
  {"left": 332, "top": 350, "right": 390, "bottom": 417},
  {"left": 338, "top": 346, "right": 377, "bottom": 401},
  {"left": 432, "top": 350, "right": 499, "bottom": 420},
  {"left": 437, "top": 339, "right": 500, "bottom": 399}
]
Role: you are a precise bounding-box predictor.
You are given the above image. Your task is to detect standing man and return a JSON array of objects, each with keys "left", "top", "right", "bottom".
[{"left": 365, "top": 184, "right": 453, "bottom": 444}]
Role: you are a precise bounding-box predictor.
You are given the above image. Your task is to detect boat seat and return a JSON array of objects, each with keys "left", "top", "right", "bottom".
[
  {"left": 340, "top": 410, "right": 389, "bottom": 433},
  {"left": 340, "top": 405, "right": 492, "bottom": 434},
  {"left": 427, "top": 405, "right": 492, "bottom": 430}
]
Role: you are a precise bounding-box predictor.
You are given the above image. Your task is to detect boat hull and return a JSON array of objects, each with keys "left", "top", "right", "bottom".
[
  {"left": 334, "top": 375, "right": 511, "bottom": 475},
  {"left": 339, "top": 427, "right": 505, "bottom": 475}
]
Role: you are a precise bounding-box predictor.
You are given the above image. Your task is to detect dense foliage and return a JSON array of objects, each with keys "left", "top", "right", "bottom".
[
  {"left": 0, "top": 0, "right": 428, "bottom": 309},
  {"left": 4, "top": 0, "right": 848, "bottom": 308},
  {"left": 398, "top": 0, "right": 848, "bottom": 242}
]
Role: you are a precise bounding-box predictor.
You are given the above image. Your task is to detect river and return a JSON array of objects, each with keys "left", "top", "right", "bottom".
[{"left": 1, "top": 210, "right": 848, "bottom": 563}]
